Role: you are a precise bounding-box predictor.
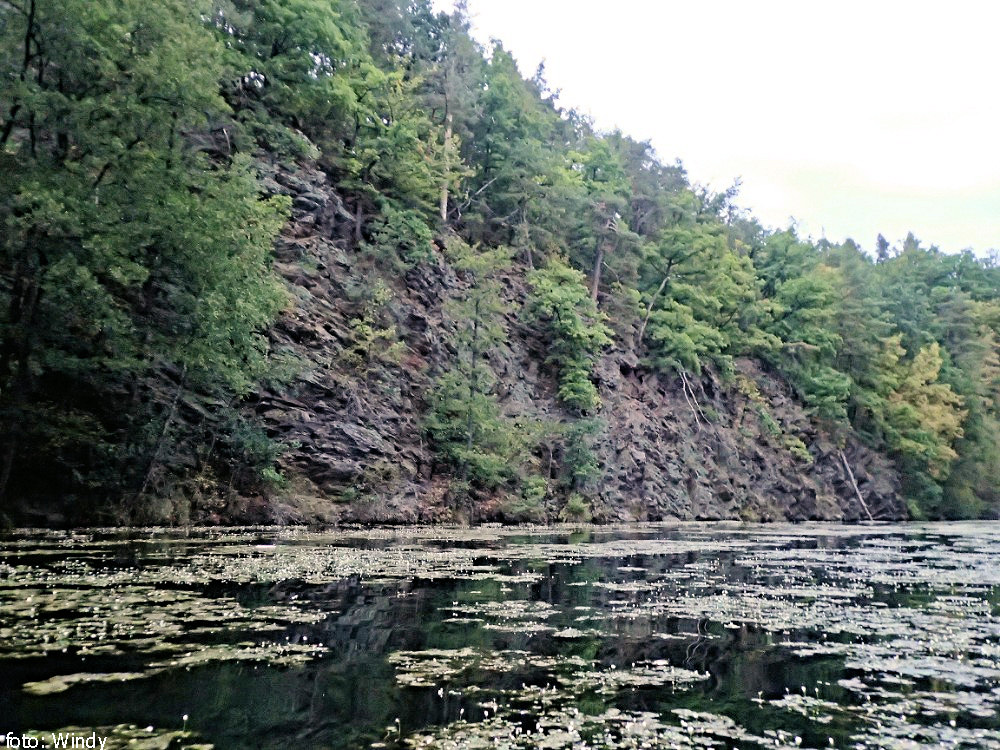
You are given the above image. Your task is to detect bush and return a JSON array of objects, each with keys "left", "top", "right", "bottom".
[
  {"left": 561, "top": 418, "right": 603, "bottom": 489},
  {"left": 783, "top": 435, "right": 814, "bottom": 464},
  {"left": 501, "top": 477, "right": 548, "bottom": 523},
  {"left": 559, "top": 493, "right": 592, "bottom": 522},
  {"left": 368, "top": 203, "right": 434, "bottom": 267},
  {"left": 755, "top": 404, "right": 782, "bottom": 437}
]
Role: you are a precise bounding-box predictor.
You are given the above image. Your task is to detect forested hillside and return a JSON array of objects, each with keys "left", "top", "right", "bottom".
[{"left": 2, "top": 0, "right": 998, "bottom": 525}]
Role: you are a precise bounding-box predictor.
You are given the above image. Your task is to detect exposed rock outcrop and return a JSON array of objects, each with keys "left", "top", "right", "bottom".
[{"left": 249, "top": 156, "right": 905, "bottom": 525}]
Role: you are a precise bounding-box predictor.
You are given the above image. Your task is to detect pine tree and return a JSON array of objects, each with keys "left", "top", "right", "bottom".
[
  {"left": 425, "top": 238, "right": 522, "bottom": 488},
  {"left": 526, "top": 258, "right": 612, "bottom": 413}
]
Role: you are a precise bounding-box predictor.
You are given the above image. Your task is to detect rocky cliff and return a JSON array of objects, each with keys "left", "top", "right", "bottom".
[{"left": 244, "top": 155, "right": 905, "bottom": 525}]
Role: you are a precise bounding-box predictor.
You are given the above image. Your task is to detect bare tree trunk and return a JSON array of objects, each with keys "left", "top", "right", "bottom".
[
  {"left": 636, "top": 260, "right": 674, "bottom": 346},
  {"left": 680, "top": 380, "right": 700, "bottom": 427},
  {"left": 840, "top": 450, "right": 875, "bottom": 521},
  {"left": 439, "top": 111, "right": 452, "bottom": 223},
  {"left": 0, "top": 255, "right": 36, "bottom": 381},
  {"left": 636, "top": 276, "right": 670, "bottom": 346},
  {"left": 683, "top": 372, "right": 706, "bottom": 420}
]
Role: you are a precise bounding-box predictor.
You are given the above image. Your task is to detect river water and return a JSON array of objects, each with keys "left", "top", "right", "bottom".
[{"left": 1, "top": 523, "right": 999, "bottom": 748}]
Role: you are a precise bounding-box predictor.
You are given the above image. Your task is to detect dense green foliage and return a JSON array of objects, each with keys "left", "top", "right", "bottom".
[
  {"left": 2, "top": 0, "right": 998, "bottom": 521},
  {"left": 0, "top": 0, "right": 290, "bottom": 520},
  {"left": 425, "top": 238, "right": 523, "bottom": 491},
  {"left": 526, "top": 258, "right": 611, "bottom": 413}
]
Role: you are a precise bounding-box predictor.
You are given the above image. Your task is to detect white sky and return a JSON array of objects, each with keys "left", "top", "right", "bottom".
[{"left": 432, "top": 0, "right": 1000, "bottom": 254}]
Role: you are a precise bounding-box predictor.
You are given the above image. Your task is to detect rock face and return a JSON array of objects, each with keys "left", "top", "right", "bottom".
[
  {"left": 249, "top": 156, "right": 906, "bottom": 524},
  {"left": 587, "top": 357, "right": 902, "bottom": 523}
]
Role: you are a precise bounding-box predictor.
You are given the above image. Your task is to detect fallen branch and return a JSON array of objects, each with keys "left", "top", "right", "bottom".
[
  {"left": 840, "top": 449, "right": 875, "bottom": 521},
  {"left": 681, "top": 371, "right": 708, "bottom": 423},
  {"left": 679, "top": 371, "right": 707, "bottom": 428}
]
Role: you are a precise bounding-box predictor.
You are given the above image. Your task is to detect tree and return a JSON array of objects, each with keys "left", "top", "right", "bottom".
[
  {"left": 526, "top": 258, "right": 612, "bottom": 413},
  {"left": 461, "top": 43, "right": 572, "bottom": 265},
  {"left": 886, "top": 343, "right": 966, "bottom": 516},
  {"left": 0, "top": 0, "right": 288, "bottom": 513},
  {"left": 425, "top": 238, "right": 522, "bottom": 488},
  {"left": 576, "top": 138, "right": 633, "bottom": 303},
  {"left": 875, "top": 233, "right": 891, "bottom": 263},
  {"left": 216, "top": 0, "right": 371, "bottom": 141},
  {"left": 765, "top": 264, "right": 851, "bottom": 421}
]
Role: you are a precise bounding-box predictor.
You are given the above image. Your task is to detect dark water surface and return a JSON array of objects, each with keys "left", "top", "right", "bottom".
[{"left": 2, "top": 523, "right": 999, "bottom": 748}]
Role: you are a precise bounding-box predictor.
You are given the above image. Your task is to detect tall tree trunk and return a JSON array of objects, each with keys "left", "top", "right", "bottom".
[
  {"left": 354, "top": 198, "right": 363, "bottom": 246},
  {"left": 636, "top": 260, "right": 675, "bottom": 345},
  {"left": 591, "top": 235, "right": 621, "bottom": 303},
  {"left": 439, "top": 110, "right": 452, "bottom": 224},
  {"left": 0, "top": 0, "right": 35, "bottom": 148},
  {"left": 590, "top": 243, "right": 605, "bottom": 302}
]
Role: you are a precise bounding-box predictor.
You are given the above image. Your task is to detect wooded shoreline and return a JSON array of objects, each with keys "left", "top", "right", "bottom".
[{"left": 2, "top": 1, "right": 997, "bottom": 528}]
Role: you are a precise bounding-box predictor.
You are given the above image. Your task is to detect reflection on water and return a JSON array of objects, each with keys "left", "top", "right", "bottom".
[{"left": 2, "top": 523, "right": 999, "bottom": 748}]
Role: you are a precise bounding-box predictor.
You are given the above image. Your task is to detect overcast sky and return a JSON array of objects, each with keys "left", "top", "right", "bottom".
[{"left": 432, "top": 0, "right": 1000, "bottom": 254}]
